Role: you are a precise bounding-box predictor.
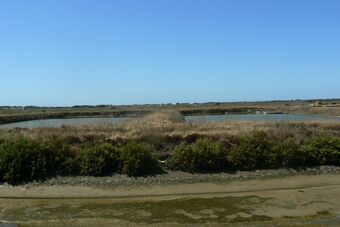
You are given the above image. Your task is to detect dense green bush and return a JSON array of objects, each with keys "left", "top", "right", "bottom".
[
  {"left": 0, "top": 139, "right": 55, "bottom": 183},
  {"left": 79, "top": 143, "right": 120, "bottom": 176},
  {"left": 1, "top": 132, "right": 340, "bottom": 184},
  {"left": 119, "top": 142, "right": 160, "bottom": 176},
  {"left": 45, "top": 139, "right": 76, "bottom": 175},
  {"left": 0, "top": 138, "right": 164, "bottom": 183},
  {"left": 228, "top": 131, "right": 273, "bottom": 170},
  {"left": 166, "top": 143, "right": 194, "bottom": 171},
  {"left": 167, "top": 138, "right": 228, "bottom": 172},
  {"left": 300, "top": 135, "right": 340, "bottom": 166},
  {"left": 271, "top": 137, "right": 304, "bottom": 168}
]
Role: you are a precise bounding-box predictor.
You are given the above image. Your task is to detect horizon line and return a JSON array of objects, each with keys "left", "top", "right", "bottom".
[{"left": 1, "top": 97, "right": 339, "bottom": 108}]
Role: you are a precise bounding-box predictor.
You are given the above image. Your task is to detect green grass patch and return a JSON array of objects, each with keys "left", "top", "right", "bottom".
[{"left": 0, "top": 196, "right": 271, "bottom": 224}]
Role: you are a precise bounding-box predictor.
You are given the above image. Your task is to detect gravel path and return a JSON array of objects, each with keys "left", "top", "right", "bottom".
[{"left": 23, "top": 166, "right": 340, "bottom": 188}]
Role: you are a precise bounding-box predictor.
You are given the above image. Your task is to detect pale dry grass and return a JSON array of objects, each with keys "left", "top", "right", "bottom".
[{"left": 0, "top": 110, "right": 339, "bottom": 143}]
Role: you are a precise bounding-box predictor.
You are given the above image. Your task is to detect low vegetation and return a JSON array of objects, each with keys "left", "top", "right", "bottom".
[
  {"left": 0, "top": 110, "right": 339, "bottom": 184},
  {"left": 79, "top": 143, "right": 120, "bottom": 176},
  {"left": 0, "top": 130, "right": 340, "bottom": 184},
  {"left": 0, "top": 139, "right": 160, "bottom": 184},
  {"left": 166, "top": 137, "right": 229, "bottom": 172}
]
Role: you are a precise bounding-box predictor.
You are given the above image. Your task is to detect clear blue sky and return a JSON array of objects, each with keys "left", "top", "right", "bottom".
[{"left": 0, "top": 0, "right": 339, "bottom": 106}]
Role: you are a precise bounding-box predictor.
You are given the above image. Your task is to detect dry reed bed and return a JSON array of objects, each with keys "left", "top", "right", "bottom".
[{"left": 0, "top": 110, "right": 339, "bottom": 143}]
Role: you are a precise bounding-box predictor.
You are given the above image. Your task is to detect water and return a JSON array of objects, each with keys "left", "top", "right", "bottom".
[
  {"left": 0, "top": 114, "right": 339, "bottom": 129},
  {"left": 0, "top": 117, "right": 130, "bottom": 129},
  {"left": 185, "top": 114, "right": 340, "bottom": 123}
]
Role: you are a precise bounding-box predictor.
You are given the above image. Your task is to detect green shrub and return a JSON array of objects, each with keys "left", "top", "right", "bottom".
[
  {"left": 119, "top": 142, "right": 160, "bottom": 176},
  {"left": 228, "top": 131, "right": 273, "bottom": 170},
  {"left": 0, "top": 139, "right": 51, "bottom": 183},
  {"left": 166, "top": 143, "right": 193, "bottom": 171},
  {"left": 1, "top": 132, "right": 339, "bottom": 184},
  {"left": 167, "top": 138, "right": 228, "bottom": 172},
  {"left": 45, "top": 139, "right": 76, "bottom": 175},
  {"left": 300, "top": 135, "right": 340, "bottom": 166},
  {"left": 0, "top": 138, "right": 76, "bottom": 183},
  {"left": 79, "top": 143, "right": 120, "bottom": 176},
  {"left": 271, "top": 137, "right": 304, "bottom": 168}
]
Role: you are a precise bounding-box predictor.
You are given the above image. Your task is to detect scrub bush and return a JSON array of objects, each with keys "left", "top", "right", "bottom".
[
  {"left": 1, "top": 131, "right": 339, "bottom": 184},
  {"left": 271, "top": 137, "right": 305, "bottom": 168},
  {"left": 167, "top": 138, "right": 228, "bottom": 172},
  {"left": 79, "top": 143, "right": 120, "bottom": 176},
  {"left": 0, "top": 138, "right": 76, "bottom": 183},
  {"left": 119, "top": 142, "right": 160, "bottom": 176},
  {"left": 300, "top": 135, "right": 340, "bottom": 166},
  {"left": 0, "top": 139, "right": 52, "bottom": 183},
  {"left": 46, "top": 139, "right": 76, "bottom": 175},
  {"left": 228, "top": 131, "right": 273, "bottom": 170}
]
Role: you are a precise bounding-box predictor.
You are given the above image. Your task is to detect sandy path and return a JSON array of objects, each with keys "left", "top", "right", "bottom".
[
  {"left": 0, "top": 174, "right": 340, "bottom": 200},
  {"left": 2, "top": 174, "right": 340, "bottom": 225}
]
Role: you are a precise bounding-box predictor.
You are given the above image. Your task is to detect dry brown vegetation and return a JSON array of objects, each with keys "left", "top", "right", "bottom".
[
  {"left": 1, "top": 110, "right": 339, "bottom": 143},
  {"left": 1, "top": 99, "right": 339, "bottom": 124},
  {"left": 0, "top": 110, "right": 340, "bottom": 151}
]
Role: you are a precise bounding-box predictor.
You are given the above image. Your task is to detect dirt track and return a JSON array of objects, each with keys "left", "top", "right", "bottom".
[
  {"left": 1, "top": 174, "right": 340, "bottom": 226},
  {"left": 1, "top": 174, "right": 340, "bottom": 200}
]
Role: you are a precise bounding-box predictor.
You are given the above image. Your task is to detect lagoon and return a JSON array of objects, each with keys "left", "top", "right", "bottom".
[
  {"left": 0, "top": 117, "right": 131, "bottom": 129},
  {"left": 0, "top": 114, "right": 339, "bottom": 129}
]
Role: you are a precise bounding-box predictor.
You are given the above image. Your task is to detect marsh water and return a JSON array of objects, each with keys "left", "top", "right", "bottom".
[
  {"left": 0, "top": 117, "right": 131, "bottom": 129},
  {"left": 0, "top": 114, "right": 339, "bottom": 129}
]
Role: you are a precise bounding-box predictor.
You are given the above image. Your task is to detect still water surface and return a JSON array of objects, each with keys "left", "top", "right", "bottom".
[
  {"left": 0, "top": 117, "right": 130, "bottom": 129},
  {"left": 0, "top": 114, "right": 339, "bottom": 129}
]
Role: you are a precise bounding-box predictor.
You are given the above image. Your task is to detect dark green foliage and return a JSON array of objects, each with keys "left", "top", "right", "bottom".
[
  {"left": 271, "top": 137, "right": 304, "bottom": 168},
  {"left": 169, "top": 133, "right": 340, "bottom": 173},
  {"left": 166, "top": 143, "right": 194, "bottom": 171},
  {"left": 167, "top": 138, "right": 229, "bottom": 172},
  {"left": 0, "top": 139, "right": 60, "bottom": 183},
  {"left": 46, "top": 138, "right": 77, "bottom": 175},
  {"left": 0, "top": 138, "right": 163, "bottom": 183},
  {"left": 0, "top": 131, "right": 340, "bottom": 184},
  {"left": 119, "top": 142, "right": 160, "bottom": 176},
  {"left": 79, "top": 143, "right": 119, "bottom": 176},
  {"left": 300, "top": 135, "right": 340, "bottom": 166},
  {"left": 228, "top": 131, "right": 273, "bottom": 170}
]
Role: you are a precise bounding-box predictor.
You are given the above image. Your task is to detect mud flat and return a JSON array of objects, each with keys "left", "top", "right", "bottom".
[{"left": 1, "top": 173, "right": 340, "bottom": 226}]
